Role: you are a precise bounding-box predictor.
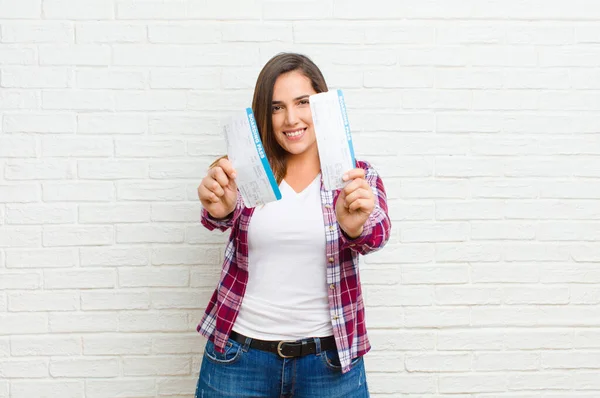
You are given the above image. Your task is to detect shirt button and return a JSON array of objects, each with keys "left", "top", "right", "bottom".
[
  {"left": 328, "top": 257, "right": 334, "bottom": 263},
  {"left": 325, "top": 204, "right": 332, "bottom": 209},
  {"left": 329, "top": 226, "right": 335, "bottom": 231},
  {"left": 333, "top": 315, "right": 339, "bottom": 320},
  {"left": 329, "top": 284, "right": 335, "bottom": 290}
]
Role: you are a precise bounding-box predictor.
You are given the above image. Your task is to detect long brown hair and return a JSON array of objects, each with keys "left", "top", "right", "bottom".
[
  {"left": 211, "top": 53, "right": 328, "bottom": 184},
  {"left": 252, "top": 53, "right": 328, "bottom": 183}
]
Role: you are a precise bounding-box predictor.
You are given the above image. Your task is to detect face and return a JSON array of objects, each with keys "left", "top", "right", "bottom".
[{"left": 271, "top": 70, "right": 318, "bottom": 159}]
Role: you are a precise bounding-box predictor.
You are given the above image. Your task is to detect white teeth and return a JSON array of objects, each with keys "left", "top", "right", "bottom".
[{"left": 285, "top": 129, "right": 305, "bottom": 137}]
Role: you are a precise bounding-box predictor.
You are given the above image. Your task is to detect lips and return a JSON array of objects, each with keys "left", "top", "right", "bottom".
[{"left": 284, "top": 128, "right": 306, "bottom": 140}]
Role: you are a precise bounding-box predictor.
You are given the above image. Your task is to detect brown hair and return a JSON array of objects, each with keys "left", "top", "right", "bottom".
[{"left": 211, "top": 53, "right": 328, "bottom": 183}]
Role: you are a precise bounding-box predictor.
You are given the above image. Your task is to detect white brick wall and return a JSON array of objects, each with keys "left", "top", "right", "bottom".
[{"left": 1, "top": 1, "right": 600, "bottom": 397}]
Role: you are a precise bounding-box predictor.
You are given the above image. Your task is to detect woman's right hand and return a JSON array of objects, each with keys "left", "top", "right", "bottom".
[{"left": 197, "top": 158, "right": 238, "bottom": 219}]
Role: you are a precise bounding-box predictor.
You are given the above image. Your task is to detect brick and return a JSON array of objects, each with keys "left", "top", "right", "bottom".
[
  {"left": 50, "top": 358, "right": 119, "bottom": 378},
  {"left": 401, "top": 222, "right": 469, "bottom": 243},
  {"left": 76, "top": 69, "right": 146, "bottom": 89},
  {"left": 435, "top": 286, "right": 502, "bottom": 305},
  {"left": 149, "top": 161, "right": 207, "bottom": 179},
  {"left": 0, "top": 22, "right": 73, "bottom": 43},
  {"left": 0, "top": 135, "right": 37, "bottom": 157},
  {"left": 150, "top": 290, "right": 208, "bottom": 310},
  {"left": 78, "top": 160, "right": 147, "bottom": 180},
  {"left": 0, "top": 313, "right": 48, "bottom": 335},
  {"left": 405, "top": 353, "right": 471, "bottom": 372},
  {"left": 365, "top": 243, "right": 434, "bottom": 264},
  {"left": 263, "top": 1, "right": 332, "bottom": 20},
  {"left": 150, "top": 69, "right": 220, "bottom": 89},
  {"left": 542, "top": 351, "right": 600, "bottom": 370},
  {"left": 80, "top": 247, "right": 149, "bottom": 267},
  {"left": 3, "top": 113, "right": 76, "bottom": 133},
  {"left": 39, "top": 45, "right": 111, "bottom": 66},
  {"left": 435, "top": 243, "right": 503, "bottom": 263},
  {"left": 156, "top": 377, "right": 198, "bottom": 396},
  {"left": 9, "top": 289, "right": 78, "bottom": 311},
  {"left": 1, "top": 67, "right": 69, "bottom": 88},
  {"left": 148, "top": 115, "right": 220, "bottom": 135},
  {"left": 119, "top": 267, "right": 189, "bottom": 287},
  {"left": 401, "top": 265, "right": 469, "bottom": 284},
  {"left": 0, "top": 184, "right": 40, "bottom": 203},
  {"left": 152, "top": 246, "right": 220, "bottom": 265},
  {"left": 10, "top": 336, "right": 81, "bottom": 356},
  {"left": 44, "top": 269, "right": 116, "bottom": 289},
  {"left": 85, "top": 379, "right": 156, "bottom": 398},
  {"left": 76, "top": 22, "right": 147, "bottom": 43},
  {"left": 115, "top": 139, "right": 185, "bottom": 157},
  {"left": 503, "top": 287, "right": 570, "bottom": 305},
  {"left": 0, "top": 272, "right": 41, "bottom": 289},
  {"left": 4, "top": 160, "right": 73, "bottom": 181},
  {"left": 79, "top": 204, "right": 151, "bottom": 224},
  {"left": 152, "top": 334, "right": 202, "bottom": 354},
  {"left": 439, "top": 374, "right": 506, "bottom": 393},
  {"left": 0, "top": 90, "right": 39, "bottom": 109},
  {"left": 78, "top": 113, "right": 147, "bottom": 134},
  {"left": 474, "top": 352, "right": 539, "bottom": 371},
  {"left": 117, "top": 182, "right": 187, "bottom": 201},
  {"left": 43, "top": 0, "right": 114, "bottom": 19},
  {"left": 0, "top": 45, "right": 36, "bottom": 65},
  {"left": 404, "top": 307, "right": 470, "bottom": 327},
  {"left": 0, "top": 227, "right": 41, "bottom": 248},
  {"left": 50, "top": 312, "right": 118, "bottom": 333},
  {"left": 118, "top": 312, "right": 189, "bottom": 332},
  {"left": 118, "top": 225, "right": 184, "bottom": 244},
  {"left": 148, "top": 23, "right": 220, "bottom": 44},
  {"left": 472, "top": 263, "right": 540, "bottom": 283},
  {"left": 471, "top": 222, "right": 536, "bottom": 240},
  {"left": 0, "top": 0, "right": 41, "bottom": 18},
  {"left": 364, "top": 68, "right": 434, "bottom": 88},
  {"left": 151, "top": 203, "right": 200, "bottom": 222},
  {"left": 438, "top": 330, "right": 503, "bottom": 351},
  {"left": 83, "top": 335, "right": 152, "bottom": 355},
  {"left": 81, "top": 291, "right": 150, "bottom": 310},
  {"left": 0, "top": 359, "right": 48, "bottom": 378},
  {"left": 123, "top": 355, "right": 190, "bottom": 376},
  {"left": 222, "top": 22, "right": 291, "bottom": 42},
  {"left": 9, "top": 381, "right": 83, "bottom": 398},
  {"left": 42, "top": 90, "right": 113, "bottom": 111},
  {"left": 5, "top": 249, "right": 78, "bottom": 268},
  {"left": 43, "top": 182, "right": 114, "bottom": 202}
]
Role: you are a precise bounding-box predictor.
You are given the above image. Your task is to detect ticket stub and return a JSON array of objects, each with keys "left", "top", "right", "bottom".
[
  {"left": 309, "top": 89, "right": 357, "bottom": 191},
  {"left": 223, "top": 108, "right": 281, "bottom": 208}
]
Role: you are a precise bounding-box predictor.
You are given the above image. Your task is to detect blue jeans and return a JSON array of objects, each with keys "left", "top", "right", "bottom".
[{"left": 195, "top": 335, "right": 369, "bottom": 397}]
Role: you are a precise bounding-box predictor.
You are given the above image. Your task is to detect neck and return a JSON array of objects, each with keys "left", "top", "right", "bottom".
[{"left": 285, "top": 146, "right": 320, "bottom": 179}]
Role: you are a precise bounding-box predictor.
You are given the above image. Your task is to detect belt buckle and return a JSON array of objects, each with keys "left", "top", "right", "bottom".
[{"left": 277, "top": 341, "right": 295, "bottom": 359}]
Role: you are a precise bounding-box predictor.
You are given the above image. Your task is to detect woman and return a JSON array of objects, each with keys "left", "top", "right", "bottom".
[{"left": 195, "top": 53, "right": 391, "bottom": 398}]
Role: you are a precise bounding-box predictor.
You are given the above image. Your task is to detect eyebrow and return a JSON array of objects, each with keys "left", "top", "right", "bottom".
[{"left": 271, "top": 95, "right": 310, "bottom": 105}]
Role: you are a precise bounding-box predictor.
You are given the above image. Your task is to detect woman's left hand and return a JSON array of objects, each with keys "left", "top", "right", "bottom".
[{"left": 335, "top": 168, "right": 376, "bottom": 239}]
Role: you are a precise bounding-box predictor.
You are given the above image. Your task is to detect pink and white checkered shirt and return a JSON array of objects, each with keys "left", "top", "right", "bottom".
[{"left": 197, "top": 160, "right": 391, "bottom": 373}]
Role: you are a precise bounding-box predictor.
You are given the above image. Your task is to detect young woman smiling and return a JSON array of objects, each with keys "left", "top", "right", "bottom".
[{"left": 195, "top": 53, "right": 391, "bottom": 398}]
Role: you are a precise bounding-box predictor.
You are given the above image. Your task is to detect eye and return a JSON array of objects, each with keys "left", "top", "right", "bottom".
[
  {"left": 298, "top": 99, "right": 310, "bottom": 105},
  {"left": 271, "top": 105, "right": 283, "bottom": 113}
]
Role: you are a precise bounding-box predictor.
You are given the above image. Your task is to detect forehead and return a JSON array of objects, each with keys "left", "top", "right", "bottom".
[{"left": 272, "top": 70, "right": 316, "bottom": 100}]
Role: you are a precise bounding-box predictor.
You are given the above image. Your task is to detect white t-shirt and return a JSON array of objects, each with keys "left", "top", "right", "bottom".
[{"left": 233, "top": 174, "right": 334, "bottom": 340}]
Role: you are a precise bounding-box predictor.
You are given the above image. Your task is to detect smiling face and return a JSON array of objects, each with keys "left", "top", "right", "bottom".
[{"left": 271, "top": 70, "right": 318, "bottom": 160}]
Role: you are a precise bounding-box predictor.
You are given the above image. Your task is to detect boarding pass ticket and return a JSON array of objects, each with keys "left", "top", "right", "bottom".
[
  {"left": 310, "top": 89, "right": 357, "bottom": 191},
  {"left": 223, "top": 108, "right": 282, "bottom": 208}
]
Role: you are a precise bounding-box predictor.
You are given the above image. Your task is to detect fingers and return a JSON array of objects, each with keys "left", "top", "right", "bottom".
[
  {"left": 342, "top": 168, "right": 366, "bottom": 182},
  {"left": 349, "top": 198, "right": 373, "bottom": 213},
  {"left": 210, "top": 167, "right": 229, "bottom": 189},
  {"left": 344, "top": 187, "right": 373, "bottom": 206},
  {"left": 198, "top": 183, "right": 220, "bottom": 203},
  {"left": 217, "top": 158, "right": 237, "bottom": 180}
]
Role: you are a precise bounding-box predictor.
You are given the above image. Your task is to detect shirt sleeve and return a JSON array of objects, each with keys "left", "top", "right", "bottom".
[
  {"left": 338, "top": 160, "right": 391, "bottom": 255},
  {"left": 200, "top": 193, "right": 244, "bottom": 232}
]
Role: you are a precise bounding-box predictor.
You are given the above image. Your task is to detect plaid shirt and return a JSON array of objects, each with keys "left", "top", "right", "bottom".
[{"left": 197, "top": 160, "right": 391, "bottom": 374}]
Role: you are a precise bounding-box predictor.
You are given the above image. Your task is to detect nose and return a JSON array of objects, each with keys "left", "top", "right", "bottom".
[{"left": 285, "top": 108, "right": 299, "bottom": 126}]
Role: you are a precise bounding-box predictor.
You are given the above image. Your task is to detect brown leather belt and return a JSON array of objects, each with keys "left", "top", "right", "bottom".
[{"left": 229, "top": 331, "right": 337, "bottom": 359}]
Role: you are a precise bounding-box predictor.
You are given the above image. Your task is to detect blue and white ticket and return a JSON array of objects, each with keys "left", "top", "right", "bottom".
[
  {"left": 309, "top": 89, "right": 357, "bottom": 191},
  {"left": 223, "top": 108, "right": 281, "bottom": 208}
]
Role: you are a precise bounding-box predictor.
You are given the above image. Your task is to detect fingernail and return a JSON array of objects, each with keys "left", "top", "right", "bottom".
[
  {"left": 342, "top": 174, "right": 348, "bottom": 181},
  {"left": 232, "top": 172, "right": 237, "bottom": 178}
]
